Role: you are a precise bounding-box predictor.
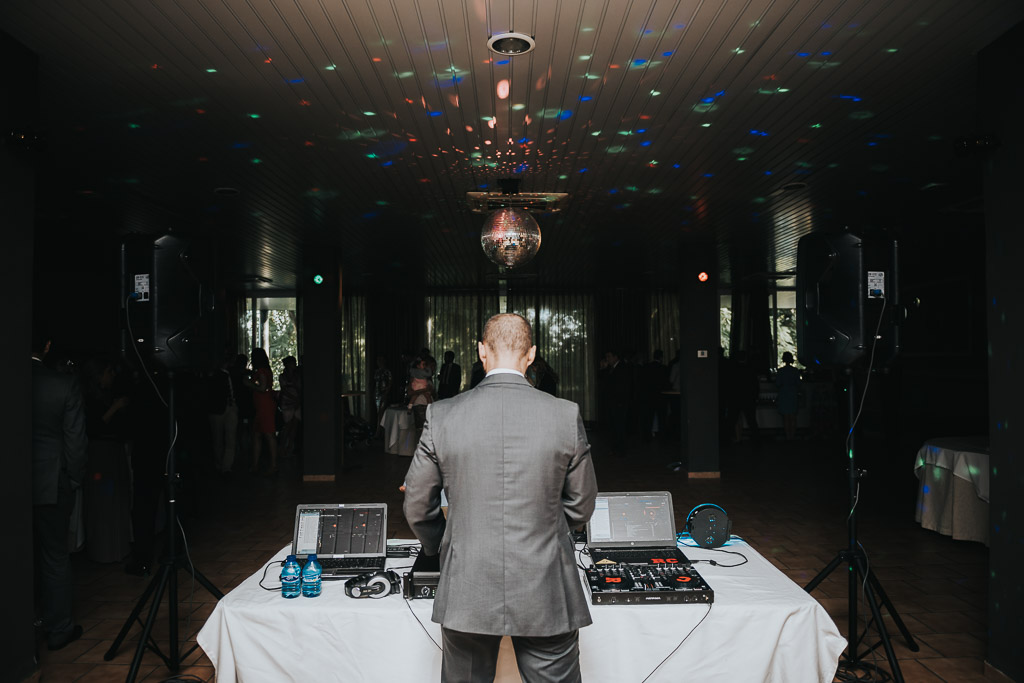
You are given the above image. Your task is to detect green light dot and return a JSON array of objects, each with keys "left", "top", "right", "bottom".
[
  {"left": 579, "top": 55, "right": 592, "bottom": 61},
  {"left": 558, "top": 175, "right": 568, "bottom": 180},
  {"left": 128, "top": 123, "right": 140, "bottom": 129},
  {"left": 206, "top": 68, "right": 217, "bottom": 73},
  {"left": 248, "top": 113, "right": 260, "bottom": 119},
  {"left": 591, "top": 131, "right": 601, "bottom": 136},
  {"left": 811, "top": 123, "right": 822, "bottom": 128},
  {"left": 512, "top": 103, "right": 525, "bottom": 110},
  {"left": 325, "top": 65, "right": 336, "bottom": 71},
  {"left": 363, "top": 111, "right": 376, "bottom": 116},
  {"left": 313, "top": 274, "right": 324, "bottom": 285},
  {"left": 701, "top": 123, "right": 712, "bottom": 128},
  {"left": 650, "top": 90, "right": 661, "bottom": 96},
  {"left": 251, "top": 158, "right": 262, "bottom": 164},
  {"left": 737, "top": 157, "right": 747, "bottom": 161},
  {"left": 886, "top": 48, "right": 899, "bottom": 53}
]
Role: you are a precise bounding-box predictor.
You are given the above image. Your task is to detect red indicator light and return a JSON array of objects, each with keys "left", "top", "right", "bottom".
[{"left": 697, "top": 271, "right": 709, "bottom": 282}]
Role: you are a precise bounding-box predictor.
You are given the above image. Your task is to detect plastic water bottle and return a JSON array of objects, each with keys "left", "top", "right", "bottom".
[
  {"left": 280, "top": 555, "right": 301, "bottom": 599},
  {"left": 301, "top": 553, "right": 322, "bottom": 597}
]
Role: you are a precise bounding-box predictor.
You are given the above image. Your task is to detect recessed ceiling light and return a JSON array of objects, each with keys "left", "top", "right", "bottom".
[{"left": 487, "top": 32, "right": 536, "bottom": 56}]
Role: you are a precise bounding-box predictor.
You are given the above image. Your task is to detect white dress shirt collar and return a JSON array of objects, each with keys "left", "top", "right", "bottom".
[{"left": 485, "top": 368, "right": 525, "bottom": 378}]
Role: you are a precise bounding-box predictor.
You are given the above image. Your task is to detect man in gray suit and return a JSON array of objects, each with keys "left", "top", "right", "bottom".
[
  {"left": 31, "top": 331, "right": 88, "bottom": 650},
  {"left": 404, "top": 313, "right": 598, "bottom": 682}
]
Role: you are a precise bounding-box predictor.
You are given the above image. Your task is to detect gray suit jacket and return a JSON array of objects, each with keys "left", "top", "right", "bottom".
[
  {"left": 404, "top": 372, "right": 597, "bottom": 636},
  {"left": 32, "top": 359, "right": 88, "bottom": 505}
]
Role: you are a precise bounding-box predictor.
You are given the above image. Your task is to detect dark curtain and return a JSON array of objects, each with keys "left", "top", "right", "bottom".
[{"left": 340, "top": 294, "right": 367, "bottom": 416}]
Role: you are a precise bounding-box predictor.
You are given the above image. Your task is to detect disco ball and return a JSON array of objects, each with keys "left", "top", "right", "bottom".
[{"left": 480, "top": 207, "right": 542, "bottom": 268}]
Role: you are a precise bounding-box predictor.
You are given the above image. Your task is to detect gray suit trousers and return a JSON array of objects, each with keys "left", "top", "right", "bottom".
[{"left": 441, "top": 627, "right": 582, "bottom": 683}]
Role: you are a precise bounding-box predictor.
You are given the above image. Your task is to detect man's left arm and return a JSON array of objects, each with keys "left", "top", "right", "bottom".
[
  {"left": 562, "top": 408, "right": 597, "bottom": 528},
  {"left": 403, "top": 405, "right": 446, "bottom": 554}
]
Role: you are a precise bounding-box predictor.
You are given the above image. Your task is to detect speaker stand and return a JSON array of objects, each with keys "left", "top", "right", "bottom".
[
  {"left": 803, "top": 370, "right": 919, "bottom": 682},
  {"left": 103, "top": 372, "right": 223, "bottom": 683}
]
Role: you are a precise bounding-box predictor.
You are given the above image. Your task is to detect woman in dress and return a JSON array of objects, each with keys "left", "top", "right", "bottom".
[{"left": 248, "top": 348, "right": 278, "bottom": 474}]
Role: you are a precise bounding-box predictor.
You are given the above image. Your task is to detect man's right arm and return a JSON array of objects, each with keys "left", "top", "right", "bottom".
[
  {"left": 562, "top": 408, "right": 597, "bottom": 529},
  {"left": 403, "top": 406, "right": 446, "bottom": 554}
]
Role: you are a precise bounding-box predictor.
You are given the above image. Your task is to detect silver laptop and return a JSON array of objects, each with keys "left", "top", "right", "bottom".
[
  {"left": 586, "top": 491, "right": 689, "bottom": 566},
  {"left": 292, "top": 503, "right": 388, "bottom": 576}
]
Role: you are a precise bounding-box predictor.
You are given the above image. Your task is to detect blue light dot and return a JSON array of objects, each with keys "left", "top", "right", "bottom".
[
  {"left": 820, "top": 51, "right": 832, "bottom": 56},
  {"left": 672, "top": 163, "right": 680, "bottom": 168},
  {"left": 381, "top": 161, "right": 393, "bottom": 167},
  {"left": 429, "top": 111, "right": 442, "bottom": 117},
  {"left": 559, "top": 110, "right": 573, "bottom": 120},
  {"left": 644, "top": 29, "right": 652, "bottom": 35},
  {"left": 702, "top": 173, "right": 714, "bottom": 178},
  {"left": 518, "top": 137, "right": 529, "bottom": 144},
  {"left": 714, "top": 90, "right": 726, "bottom": 97},
  {"left": 701, "top": 97, "right": 714, "bottom": 104},
  {"left": 579, "top": 168, "right": 588, "bottom": 173},
  {"left": 288, "top": 78, "right": 304, "bottom": 84},
  {"left": 922, "top": 485, "right": 930, "bottom": 494},
  {"left": 640, "top": 141, "right": 652, "bottom": 147},
  {"left": 797, "top": 52, "right": 810, "bottom": 58},
  {"left": 580, "top": 96, "right": 593, "bottom": 102},
  {"left": 636, "top": 129, "right": 647, "bottom": 133},
  {"left": 609, "top": 188, "right": 618, "bottom": 194},
  {"left": 496, "top": 59, "right": 510, "bottom": 65},
  {"left": 634, "top": 59, "right": 647, "bottom": 66},
  {"left": 764, "top": 171, "right": 773, "bottom": 175},
  {"left": 662, "top": 51, "right": 673, "bottom": 57}
]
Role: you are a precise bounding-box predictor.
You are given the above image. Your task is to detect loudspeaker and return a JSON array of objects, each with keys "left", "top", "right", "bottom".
[
  {"left": 122, "top": 234, "right": 219, "bottom": 370},
  {"left": 345, "top": 570, "right": 401, "bottom": 599},
  {"left": 796, "top": 230, "right": 900, "bottom": 368},
  {"left": 796, "top": 231, "right": 866, "bottom": 367},
  {"left": 685, "top": 504, "right": 732, "bottom": 548}
]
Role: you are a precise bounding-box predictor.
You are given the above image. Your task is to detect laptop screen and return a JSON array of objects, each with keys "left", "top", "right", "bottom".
[
  {"left": 292, "top": 503, "right": 387, "bottom": 558},
  {"left": 587, "top": 491, "right": 677, "bottom": 548}
]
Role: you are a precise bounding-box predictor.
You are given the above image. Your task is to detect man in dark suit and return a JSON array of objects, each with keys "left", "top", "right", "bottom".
[
  {"left": 31, "top": 331, "right": 88, "bottom": 650},
  {"left": 437, "top": 350, "right": 462, "bottom": 400},
  {"left": 404, "top": 314, "right": 598, "bottom": 682}
]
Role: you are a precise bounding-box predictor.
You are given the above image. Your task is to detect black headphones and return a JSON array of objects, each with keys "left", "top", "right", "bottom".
[
  {"left": 685, "top": 503, "right": 733, "bottom": 548},
  {"left": 344, "top": 570, "right": 401, "bottom": 599}
]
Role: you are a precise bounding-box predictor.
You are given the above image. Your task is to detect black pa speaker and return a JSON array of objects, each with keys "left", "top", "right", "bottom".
[
  {"left": 796, "top": 230, "right": 900, "bottom": 368},
  {"left": 121, "top": 234, "right": 219, "bottom": 370}
]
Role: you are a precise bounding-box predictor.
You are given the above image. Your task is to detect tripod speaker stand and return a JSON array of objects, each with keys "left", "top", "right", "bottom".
[
  {"left": 104, "top": 372, "right": 223, "bottom": 683},
  {"left": 803, "top": 370, "right": 919, "bottom": 682}
]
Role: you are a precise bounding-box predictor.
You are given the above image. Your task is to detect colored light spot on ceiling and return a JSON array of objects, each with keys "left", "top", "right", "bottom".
[
  {"left": 248, "top": 113, "right": 260, "bottom": 119},
  {"left": 559, "top": 174, "right": 568, "bottom": 179},
  {"left": 578, "top": 168, "right": 588, "bottom": 173},
  {"left": 650, "top": 90, "right": 661, "bottom": 96},
  {"left": 299, "top": 99, "right": 311, "bottom": 106},
  {"left": 701, "top": 123, "right": 712, "bottom": 128},
  {"left": 644, "top": 29, "right": 653, "bottom": 35},
  {"left": 609, "top": 64, "right": 620, "bottom": 69},
  {"left": 737, "top": 157, "right": 747, "bottom": 161},
  {"left": 251, "top": 158, "right": 262, "bottom": 164},
  {"left": 512, "top": 103, "right": 526, "bottom": 111},
  {"left": 288, "top": 78, "right": 304, "bottom": 84},
  {"left": 662, "top": 51, "right": 673, "bottom": 57},
  {"left": 702, "top": 173, "right": 714, "bottom": 178},
  {"left": 796, "top": 52, "right": 810, "bottom": 58},
  {"left": 128, "top": 123, "right": 140, "bottom": 129},
  {"left": 764, "top": 170, "right": 772, "bottom": 175},
  {"left": 151, "top": 63, "right": 160, "bottom": 69},
  {"left": 648, "top": 160, "right": 658, "bottom": 167},
  {"left": 264, "top": 58, "right": 272, "bottom": 63},
  {"left": 640, "top": 141, "right": 652, "bottom": 147},
  {"left": 363, "top": 111, "right": 376, "bottom": 116},
  {"left": 304, "top": 141, "right": 314, "bottom": 147},
  {"left": 811, "top": 123, "right": 822, "bottom": 128},
  {"left": 195, "top": 109, "right": 206, "bottom": 114},
  {"left": 887, "top": 48, "right": 899, "bottom": 53},
  {"left": 733, "top": 47, "right": 745, "bottom": 54},
  {"left": 579, "top": 55, "right": 592, "bottom": 61},
  {"left": 487, "top": 118, "right": 496, "bottom": 129},
  {"left": 429, "top": 111, "right": 442, "bottom": 117},
  {"left": 206, "top": 68, "right": 217, "bottom": 73},
  {"left": 634, "top": 59, "right": 647, "bottom": 66},
  {"left": 672, "top": 163, "right": 680, "bottom": 168},
  {"left": 497, "top": 79, "right": 510, "bottom": 99},
  {"left": 396, "top": 71, "right": 414, "bottom": 78},
  {"left": 496, "top": 59, "right": 510, "bottom": 65},
  {"left": 380, "top": 160, "right": 393, "bottom": 167},
  {"left": 606, "top": 145, "right": 626, "bottom": 153},
  {"left": 636, "top": 129, "right": 646, "bottom": 134},
  {"left": 750, "top": 129, "right": 769, "bottom": 136},
  {"left": 591, "top": 131, "right": 601, "bottom": 136},
  {"left": 625, "top": 186, "right": 638, "bottom": 192},
  {"left": 325, "top": 65, "right": 336, "bottom": 71},
  {"left": 778, "top": 88, "right": 790, "bottom": 93},
  {"left": 580, "top": 95, "right": 593, "bottom": 102}
]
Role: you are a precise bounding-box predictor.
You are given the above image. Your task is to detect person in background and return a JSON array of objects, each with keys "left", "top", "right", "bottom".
[
  {"left": 207, "top": 351, "right": 238, "bottom": 475},
  {"left": 278, "top": 356, "right": 302, "bottom": 459},
  {"left": 404, "top": 313, "right": 597, "bottom": 683},
  {"left": 437, "top": 350, "right": 462, "bottom": 400},
  {"left": 247, "top": 348, "right": 278, "bottom": 475},
  {"left": 374, "top": 355, "right": 393, "bottom": 418},
  {"left": 469, "top": 342, "right": 486, "bottom": 389},
  {"left": 775, "top": 351, "right": 801, "bottom": 440},
  {"left": 31, "top": 328, "right": 88, "bottom": 650},
  {"left": 407, "top": 355, "right": 435, "bottom": 432}
]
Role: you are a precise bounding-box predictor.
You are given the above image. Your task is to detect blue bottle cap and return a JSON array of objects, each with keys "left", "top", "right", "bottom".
[
  {"left": 286, "top": 554, "right": 297, "bottom": 562},
  {"left": 307, "top": 554, "right": 317, "bottom": 561}
]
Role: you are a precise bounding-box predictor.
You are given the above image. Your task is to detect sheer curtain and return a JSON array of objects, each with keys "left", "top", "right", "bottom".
[
  {"left": 509, "top": 291, "right": 596, "bottom": 421},
  {"left": 426, "top": 293, "right": 494, "bottom": 391},
  {"left": 649, "top": 290, "right": 681, "bottom": 362},
  {"left": 340, "top": 295, "right": 367, "bottom": 415}
]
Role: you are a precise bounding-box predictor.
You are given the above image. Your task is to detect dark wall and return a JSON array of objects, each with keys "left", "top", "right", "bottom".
[
  {"left": 679, "top": 245, "right": 720, "bottom": 474},
  {"left": 1, "top": 30, "right": 40, "bottom": 683},
  {"left": 980, "top": 21, "right": 1024, "bottom": 681}
]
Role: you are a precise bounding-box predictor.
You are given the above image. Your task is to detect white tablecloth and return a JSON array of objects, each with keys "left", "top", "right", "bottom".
[
  {"left": 198, "top": 541, "right": 843, "bottom": 683},
  {"left": 914, "top": 436, "right": 990, "bottom": 545},
  {"left": 380, "top": 406, "right": 417, "bottom": 456},
  {"left": 913, "top": 436, "right": 990, "bottom": 501}
]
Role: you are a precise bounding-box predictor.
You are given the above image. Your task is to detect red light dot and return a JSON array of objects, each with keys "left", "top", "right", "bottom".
[
  {"left": 195, "top": 109, "right": 206, "bottom": 114},
  {"left": 372, "top": 57, "right": 381, "bottom": 62},
  {"left": 698, "top": 272, "right": 709, "bottom": 282},
  {"left": 198, "top": 157, "right": 208, "bottom": 162},
  {"left": 264, "top": 58, "right": 272, "bottom": 63},
  {"left": 151, "top": 64, "right": 160, "bottom": 69},
  {"left": 304, "top": 140, "right": 314, "bottom": 147}
]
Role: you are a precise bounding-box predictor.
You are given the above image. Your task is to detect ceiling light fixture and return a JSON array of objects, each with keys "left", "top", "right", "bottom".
[{"left": 487, "top": 32, "right": 536, "bottom": 56}]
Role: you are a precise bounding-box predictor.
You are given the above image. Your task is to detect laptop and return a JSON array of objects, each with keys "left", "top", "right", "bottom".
[
  {"left": 586, "top": 491, "right": 690, "bottom": 566},
  {"left": 292, "top": 503, "right": 388, "bottom": 577}
]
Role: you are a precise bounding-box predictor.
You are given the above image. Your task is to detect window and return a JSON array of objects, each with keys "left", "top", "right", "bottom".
[{"left": 240, "top": 297, "right": 299, "bottom": 388}]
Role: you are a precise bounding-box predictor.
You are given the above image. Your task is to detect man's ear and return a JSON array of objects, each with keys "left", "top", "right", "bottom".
[
  {"left": 477, "top": 341, "right": 488, "bottom": 363},
  {"left": 526, "top": 345, "right": 537, "bottom": 366}
]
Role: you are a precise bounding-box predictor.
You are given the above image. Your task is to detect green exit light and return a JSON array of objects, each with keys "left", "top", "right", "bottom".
[{"left": 313, "top": 274, "right": 324, "bottom": 285}]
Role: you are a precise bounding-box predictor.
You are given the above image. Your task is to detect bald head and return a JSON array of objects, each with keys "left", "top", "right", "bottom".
[{"left": 479, "top": 313, "right": 536, "bottom": 373}]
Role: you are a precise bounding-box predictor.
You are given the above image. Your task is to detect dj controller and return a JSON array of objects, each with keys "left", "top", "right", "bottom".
[{"left": 585, "top": 563, "right": 714, "bottom": 605}]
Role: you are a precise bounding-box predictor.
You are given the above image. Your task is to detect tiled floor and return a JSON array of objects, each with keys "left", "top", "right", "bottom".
[{"left": 32, "top": 426, "right": 989, "bottom": 682}]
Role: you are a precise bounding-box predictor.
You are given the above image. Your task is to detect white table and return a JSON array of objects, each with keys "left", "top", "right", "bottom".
[
  {"left": 198, "top": 541, "right": 844, "bottom": 682},
  {"left": 914, "top": 436, "right": 990, "bottom": 545},
  {"left": 380, "top": 405, "right": 417, "bottom": 456}
]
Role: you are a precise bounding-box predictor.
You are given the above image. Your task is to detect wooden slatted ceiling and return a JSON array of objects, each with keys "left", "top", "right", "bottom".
[{"left": 2, "top": 0, "right": 1022, "bottom": 290}]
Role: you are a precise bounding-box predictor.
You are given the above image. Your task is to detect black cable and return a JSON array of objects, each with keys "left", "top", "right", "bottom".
[
  {"left": 404, "top": 594, "right": 442, "bottom": 651},
  {"left": 639, "top": 603, "right": 713, "bottom": 682},
  {"left": 576, "top": 544, "right": 591, "bottom": 570},
  {"left": 695, "top": 547, "right": 748, "bottom": 568},
  {"left": 258, "top": 559, "right": 285, "bottom": 591}
]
